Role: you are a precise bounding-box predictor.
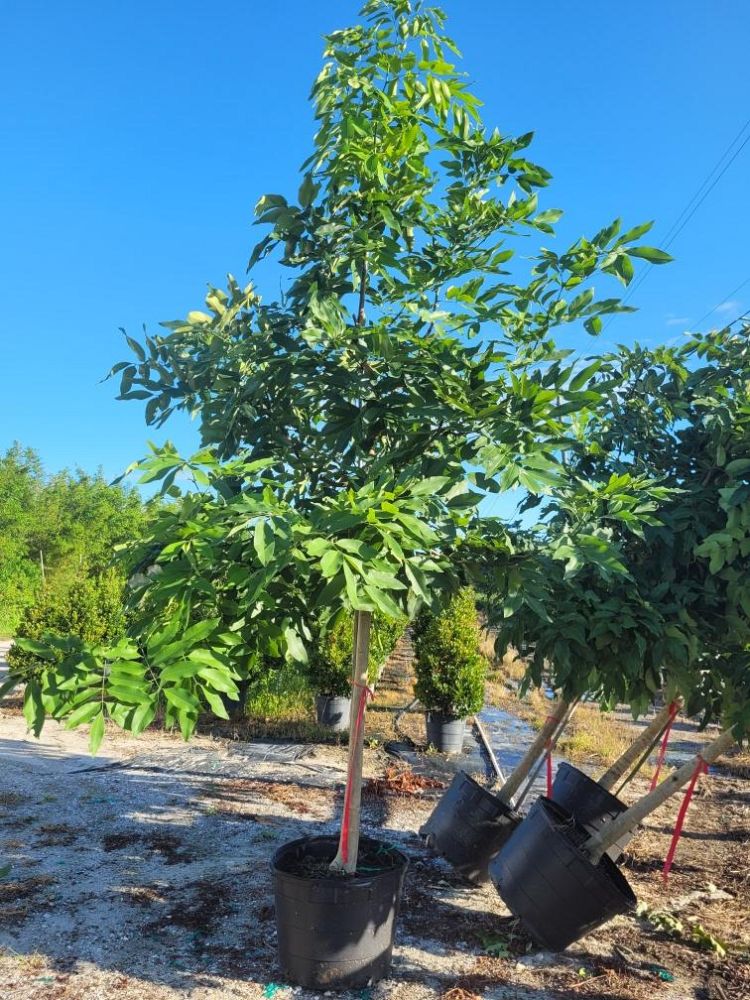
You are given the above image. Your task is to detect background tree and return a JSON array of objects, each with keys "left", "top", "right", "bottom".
[
  {"left": 0, "top": 444, "right": 144, "bottom": 634},
  {"left": 488, "top": 324, "right": 750, "bottom": 734}
]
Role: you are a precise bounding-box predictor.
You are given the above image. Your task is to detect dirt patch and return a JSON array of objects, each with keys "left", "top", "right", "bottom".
[
  {"left": 144, "top": 877, "right": 234, "bottom": 937},
  {"left": 101, "top": 829, "right": 195, "bottom": 864},
  {"left": 35, "top": 823, "right": 79, "bottom": 847},
  {"left": 102, "top": 831, "right": 141, "bottom": 852},
  {"left": 365, "top": 763, "right": 446, "bottom": 797}
]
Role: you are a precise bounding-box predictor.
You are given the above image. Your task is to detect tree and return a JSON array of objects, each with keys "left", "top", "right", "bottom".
[
  {"left": 0, "top": 444, "right": 144, "bottom": 634},
  {"left": 7, "top": 0, "right": 667, "bottom": 872},
  {"left": 489, "top": 325, "right": 750, "bottom": 736}
]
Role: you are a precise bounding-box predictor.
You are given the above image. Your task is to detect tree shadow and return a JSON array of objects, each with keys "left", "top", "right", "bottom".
[{"left": 0, "top": 733, "right": 473, "bottom": 996}]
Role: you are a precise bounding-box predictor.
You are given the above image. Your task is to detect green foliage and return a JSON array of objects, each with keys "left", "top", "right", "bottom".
[
  {"left": 0, "top": 443, "right": 144, "bottom": 634},
  {"left": 486, "top": 326, "right": 750, "bottom": 734},
  {"left": 307, "top": 609, "right": 407, "bottom": 696},
  {"left": 19, "top": 1, "right": 667, "bottom": 748},
  {"left": 8, "top": 568, "right": 127, "bottom": 673},
  {"left": 414, "top": 588, "right": 486, "bottom": 716}
]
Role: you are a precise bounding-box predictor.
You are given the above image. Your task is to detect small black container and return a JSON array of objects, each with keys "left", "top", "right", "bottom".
[
  {"left": 490, "top": 797, "right": 636, "bottom": 951},
  {"left": 315, "top": 695, "right": 351, "bottom": 733},
  {"left": 425, "top": 712, "right": 466, "bottom": 753},
  {"left": 420, "top": 771, "right": 520, "bottom": 884},
  {"left": 272, "top": 835, "right": 408, "bottom": 989},
  {"left": 551, "top": 762, "right": 630, "bottom": 860}
]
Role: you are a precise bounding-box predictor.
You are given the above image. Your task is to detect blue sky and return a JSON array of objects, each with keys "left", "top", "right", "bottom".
[{"left": 1, "top": 1, "right": 748, "bottom": 484}]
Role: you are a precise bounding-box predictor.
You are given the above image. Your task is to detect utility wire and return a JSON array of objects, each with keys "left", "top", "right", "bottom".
[
  {"left": 694, "top": 274, "right": 750, "bottom": 329},
  {"left": 608, "top": 116, "right": 750, "bottom": 320}
]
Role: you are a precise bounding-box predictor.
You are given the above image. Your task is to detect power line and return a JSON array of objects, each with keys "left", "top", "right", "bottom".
[
  {"left": 694, "top": 274, "right": 750, "bottom": 329},
  {"left": 658, "top": 117, "right": 750, "bottom": 250},
  {"left": 608, "top": 116, "right": 750, "bottom": 320}
]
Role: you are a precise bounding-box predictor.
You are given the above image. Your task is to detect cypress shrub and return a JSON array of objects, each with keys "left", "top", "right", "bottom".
[{"left": 413, "top": 588, "right": 486, "bottom": 717}]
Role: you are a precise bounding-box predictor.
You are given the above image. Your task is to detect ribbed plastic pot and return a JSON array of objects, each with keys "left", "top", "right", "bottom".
[
  {"left": 420, "top": 770, "right": 520, "bottom": 884},
  {"left": 489, "top": 797, "right": 636, "bottom": 951},
  {"left": 315, "top": 695, "right": 351, "bottom": 733},
  {"left": 272, "top": 835, "right": 409, "bottom": 989},
  {"left": 551, "top": 762, "right": 630, "bottom": 860},
  {"left": 425, "top": 713, "right": 466, "bottom": 753}
]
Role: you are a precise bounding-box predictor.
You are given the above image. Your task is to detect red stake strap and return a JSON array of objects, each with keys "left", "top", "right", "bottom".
[
  {"left": 662, "top": 755, "right": 708, "bottom": 882},
  {"left": 650, "top": 701, "right": 679, "bottom": 792},
  {"left": 340, "top": 682, "right": 374, "bottom": 865}
]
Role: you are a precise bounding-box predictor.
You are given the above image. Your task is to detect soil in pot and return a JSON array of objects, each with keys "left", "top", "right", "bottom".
[
  {"left": 489, "top": 797, "right": 636, "bottom": 951},
  {"left": 420, "top": 770, "right": 520, "bottom": 884},
  {"left": 315, "top": 695, "right": 351, "bottom": 733},
  {"left": 425, "top": 712, "right": 466, "bottom": 753},
  {"left": 551, "top": 762, "right": 631, "bottom": 860},
  {"left": 272, "top": 834, "right": 408, "bottom": 989}
]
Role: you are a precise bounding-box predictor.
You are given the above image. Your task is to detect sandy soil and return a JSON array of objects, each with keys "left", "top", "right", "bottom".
[{"left": 0, "top": 646, "right": 748, "bottom": 1000}]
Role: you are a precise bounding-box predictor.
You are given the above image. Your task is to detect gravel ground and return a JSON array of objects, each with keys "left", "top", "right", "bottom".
[{"left": 0, "top": 645, "right": 747, "bottom": 1000}]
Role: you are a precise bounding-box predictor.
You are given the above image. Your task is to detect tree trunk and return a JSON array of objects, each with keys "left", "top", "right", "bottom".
[
  {"left": 513, "top": 700, "right": 578, "bottom": 809},
  {"left": 497, "top": 698, "right": 571, "bottom": 805},
  {"left": 586, "top": 727, "right": 737, "bottom": 863},
  {"left": 473, "top": 715, "right": 505, "bottom": 785},
  {"left": 330, "top": 610, "right": 372, "bottom": 873},
  {"left": 597, "top": 698, "right": 683, "bottom": 792}
]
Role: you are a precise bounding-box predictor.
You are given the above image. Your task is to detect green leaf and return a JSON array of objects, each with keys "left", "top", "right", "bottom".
[
  {"left": 64, "top": 701, "right": 102, "bottom": 729},
  {"left": 23, "top": 681, "right": 45, "bottom": 736},
  {"left": 254, "top": 519, "right": 275, "bottom": 566},
  {"left": 284, "top": 626, "right": 308, "bottom": 663},
  {"left": 628, "top": 246, "right": 673, "bottom": 264},
  {"left": 364, "top": 585, "right": 402, "bottom": 618},
  {"left": 203, "top": 689, "right": 230, "bottom": 719},
  {"left": 163, "top": 687, "right": 201, "bottom": 714},
  {"left": 130, "top": 702, "right": 156, "bottom": 735},
  {"left": 89, "top": 712, "right": 105, "bottom": 755},
  {"left": 13, "top": 638, "right": 57, "bottom": 661}
]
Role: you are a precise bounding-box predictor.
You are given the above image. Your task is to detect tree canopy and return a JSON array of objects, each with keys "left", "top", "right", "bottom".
[{"left": 487, "top": 325, "right": 750, "bottom": 733}]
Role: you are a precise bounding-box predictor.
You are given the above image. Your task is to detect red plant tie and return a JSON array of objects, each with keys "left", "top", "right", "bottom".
[
  {"left": 650, "top": 701, "right": 679, "bottom": 792},
  {"left": 662, "top": 755, "right": 708, "bottom": 883},
  {"left": 340, "top": 682, "right": 374, "bottom": 864}
]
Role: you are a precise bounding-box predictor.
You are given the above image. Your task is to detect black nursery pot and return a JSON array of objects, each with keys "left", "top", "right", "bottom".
[
  {"left": 315, "top": 694, "right": 351, "bottom": 733},
  {"left": 420, "top": 770, "right": 521, "bottom": 884},
  {"left": 490, "top": 797, "right": 636, "bottom": 951},
  {"left": 425, "top": 712, "right": 466, "bottom": 753},
  {"left": 272, "top": 835, "right": 409, "bottom": 990},
  {"left": 551, "top": 762, "right": 630, "bottom": 860}
]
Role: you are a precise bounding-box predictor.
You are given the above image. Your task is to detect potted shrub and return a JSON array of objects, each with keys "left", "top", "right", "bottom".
[
  {"left": 308, "top": 610, "right": 406, "bottom": 733},
  {"left": 308, "top": 614, "right": 355, "bottom": 732},
  {"left": 5, "top": 1, "right": 672, "bottom": 989},
  {"left": 413, "top": 588, "right": 486, "bottom": 753}
]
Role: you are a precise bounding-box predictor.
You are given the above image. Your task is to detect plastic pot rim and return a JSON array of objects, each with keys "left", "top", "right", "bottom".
[{"left": 272, "top": 834, "right": 409, "bottom": 889}]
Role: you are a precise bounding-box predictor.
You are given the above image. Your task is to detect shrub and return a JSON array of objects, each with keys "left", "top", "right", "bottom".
[
  {"left": 307, "top": 610, "right": 408, "bottom": 697},
  {"left": 413, "top": 588, "right": 486, "bottom": 717},
  {"left": 8, "top": 568, "right": 127, "bottom": 672}
]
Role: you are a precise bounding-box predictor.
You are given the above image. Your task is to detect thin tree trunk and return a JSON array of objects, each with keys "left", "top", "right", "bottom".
[
  {"left": 513, "top": 699, "right": 579, "bottom": 809},
  {"left": 597, "top": 698, "right": 683, "bottom": 791},
  {"left": 39, "top": 549, "right": 45, "bottom": 585},
  {"left": 330, "top": 610, "right": 372, "bottom": 873},
  {"left": 586, "top": 727, "right": 737, "bottom": 863},
  {"left": 497, "top": 698, "right": 571, "bottom": 805},
  {"left": 473, "top": 715, "right": 505, "bottom": 786}
]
